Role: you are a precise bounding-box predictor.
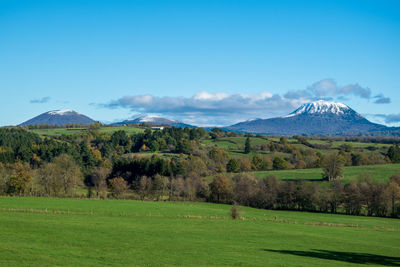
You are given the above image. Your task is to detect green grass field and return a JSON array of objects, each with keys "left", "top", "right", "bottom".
[
  {"left": 203, "top": 137, "right": 389, "bottom": 158},
  {"left": 251, "top": 163, "right": 400, "bottom": 183},
  {"left": 98, "top": 126, "right": 145, "bottom": 135},
  {"left": 29, "top": 127, "right": 87, "bottom": 136},
  {"left": 0, "top": 197, "right": 399, "bottom": 266},
  {"left": 203, "top": 137, "right": 269, "bottom": 150},
  {"left": 30, "top": 126, "right": 145, "bottom": 136},
  {"left": 203, "top": 137, "right": 294, "bottom": 159}
]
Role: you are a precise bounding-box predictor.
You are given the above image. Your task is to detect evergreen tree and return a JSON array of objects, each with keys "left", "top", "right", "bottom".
[
  {"left": 387, "top": 145, "right": 400, "bottom": 163},
  {"left": 244, "top": 137, "right": 251, "bottom": 154}
]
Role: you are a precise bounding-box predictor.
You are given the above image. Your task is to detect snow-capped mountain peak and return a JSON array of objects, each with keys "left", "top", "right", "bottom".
[
  {"left": 112, "top": 114, "right": 195, "bottom": 128},
  {"left": 285, "top": 100, "right": 351, "bottom": 117},
  {"left": 137, "top": 115, "right": 177, "bottom": 123},
  {"left": 20, "top": 109, "right": 95, "bottom": 126},
  {"left": 47, "top": 109, "right": 75, "bottom": 115},
  {"left": 228, "top": 100, "right": 385, "bottom": 135}
]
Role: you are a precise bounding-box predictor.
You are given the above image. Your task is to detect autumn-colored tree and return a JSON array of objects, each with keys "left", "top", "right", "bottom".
[
  {"left": 38, "top": 154, "right": 83, "bottom": 196},
  {"left": 90, "top": 166, "right": 111, "bottom": 198},
  {"left": 171, "top": 176, "right": 185, "bottom": 199},
  {"left": 7, "top": 162, "right": 32, "bottom": 195},
  {"left": 322, "top": 153, "right": 345, "bottom": 181},
  {"left": 183, "top": 156, "right": 208, "bottom": 176},
  {"left": 232, "top": 173, "right": 257, "bottom": 206},
  {"left": 0, "top": 163, "right": 7, "bottom": 193},
  {"left": 239, "top": 157, "right": 252, "bottom": 172},
  {"left": 209, "top": 147, "right": 229, "bottom": 166},
  {"left": 256, "top": 175, "right": 280, "bottom": 209},
  {"left": 109, "top": 177, "right": 128, "bottom": 199},
  {"left": 139, "top": 176, "right": 152, "bottom": 200},
  {"left": 153, "top": 174, "right": 169, "bottom": 200},
  {"left": 55, "top": 154, "right": 83, "bottom": 195},
  {"left": 87, "top": 122, "right": 101, "bottom": 136},
  {"left": 30, "top": 153, "right": 41, "bottom": 168},
  {"left": 90, "top": 147, "right": 103, "bottom": 162},
  {"left": 251, "top": 155, "right": 270, "bottom": 171},
  {"left": 180, "top": 176, "right": 200, "bottom": 200},
  {"left": 210, "top": 174, "right": 232, "bottom": 203},
  {"left": 296, "top": 159, "right": 307, "bottom": 169},
  {"left": 140, "top": 144, "right": 147, "bottom": 152}
]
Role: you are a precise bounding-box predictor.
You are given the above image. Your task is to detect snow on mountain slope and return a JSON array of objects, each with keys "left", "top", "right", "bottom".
[
  {"left": 285, "top": 100, "right": 351, "bottom": 117},
  {"left": 47, "top": 109, "right": 75, "bottom": 115},
  {"left": 227, "top": 100, "right": 387, "bottom": 135},
  {"left": 112, "top": 114, "right": 195, "bottom": 128},
  {"left": 19, "top": 110, "right": 95, "bottom": 126},
  {"left": 136, "top": 115, "right": 178, "bottom": 123}
]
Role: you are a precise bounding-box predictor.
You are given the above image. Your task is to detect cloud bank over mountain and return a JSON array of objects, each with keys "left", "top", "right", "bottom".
[
  {"left": 103, "top": 92, "right": 303, "bottom": 126},
  {"left": 101, "top": 79, "right": 392, "bottom": 126}
]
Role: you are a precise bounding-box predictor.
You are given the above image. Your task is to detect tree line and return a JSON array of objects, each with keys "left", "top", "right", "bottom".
[
  {"left": 0, "top": 126, "right": 400, "bottom": 218},
  {"left": 1, "top": 154, "right": 399, "bottom": 218},
  {"left": 207, "top": 173, "right": 400, "bottom": 218}
]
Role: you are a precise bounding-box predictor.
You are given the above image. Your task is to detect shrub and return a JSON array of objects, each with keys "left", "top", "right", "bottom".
[{"left": 230, "top": 204, "right": 240, "bottom": 220}]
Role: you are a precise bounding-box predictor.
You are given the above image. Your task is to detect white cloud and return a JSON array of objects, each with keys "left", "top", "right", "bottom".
[
  {"left": 193, "top": 91, "right": 229, "bottom": 101},
  {"left": 286, "top": 79, "right": 372, "bottom": 100},
  {"left": 100, "top": 79, "right": 389, "bottom": 126},
  {"left": 103, "top": 91, "right": 305, "bottom": 126}
]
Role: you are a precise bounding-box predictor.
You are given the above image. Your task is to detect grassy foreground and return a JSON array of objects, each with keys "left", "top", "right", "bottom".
[{"left": 0, "top": 197, "right": 399, "bottom": 266}]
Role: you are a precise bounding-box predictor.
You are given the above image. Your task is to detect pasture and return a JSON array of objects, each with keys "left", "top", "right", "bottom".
[
  {"left": 202, "top": 136, "right": 390, "bottom": 158},
  {"left": 250, "top": 163, "right": 400, "bottom": 183},
  {"left": 29, "top": 126, "right": 145, "bottom": 136},
  {"left": 0, "top": 197, "right": 399, "bottom": 266}
]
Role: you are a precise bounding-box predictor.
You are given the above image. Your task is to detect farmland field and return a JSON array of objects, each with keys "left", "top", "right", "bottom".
[
  {"left": 0, "top": 197, "right": 399, "bottom": 266},
  {"left": 203, "top": 137, "right": 292, "bottom": 158},
  {"left": 203, "top": 136, "right": 269, "bottom": 149},
  {"left": 202, "top": 136, "right": 390, "bottom": 158},
  {"left": 29, "top": 126, "right": 145, "bottom": 136},
  {"left": 250, "top": 163, "right": 400, "bottom": 183}
]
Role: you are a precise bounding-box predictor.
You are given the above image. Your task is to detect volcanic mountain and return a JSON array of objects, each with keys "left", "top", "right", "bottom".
[
  {"left": 227, "top": 100, "right": 388, "bottom": 136},
  {"left": 19, "top": 110, "right": 96, "bottom": 126},
  {"left": 113, "top": 115, "right": 194, "bottom": 128}
]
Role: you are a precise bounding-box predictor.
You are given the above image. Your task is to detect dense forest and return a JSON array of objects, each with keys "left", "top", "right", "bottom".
[{"left": 1, "top": 125, "right": 400, "bottom": 218}]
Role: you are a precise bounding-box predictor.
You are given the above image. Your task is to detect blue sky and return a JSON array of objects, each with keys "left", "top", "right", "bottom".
[{"left": 0, "top": 0, "right": 399, "bottom": 126}]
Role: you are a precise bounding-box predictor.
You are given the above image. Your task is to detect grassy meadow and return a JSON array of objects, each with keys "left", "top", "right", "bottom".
[
  {"left": 250, "top": 163, "right": 400, "bottom": 183},
  {"left": 0, "top": 197, "right": 399, "bottom": 266},
  {"left": 29, "top": 126, "right": 145, "bottom": 136},
  {"left": 202, "top": 136, "right": 390, "bottom": 159}
]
